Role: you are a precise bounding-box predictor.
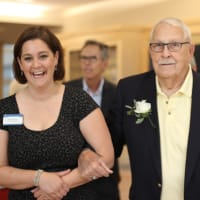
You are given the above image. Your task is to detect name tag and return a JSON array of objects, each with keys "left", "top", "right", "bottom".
[{"left": 3, "top": 114, "right": 23, "bottom": 126}]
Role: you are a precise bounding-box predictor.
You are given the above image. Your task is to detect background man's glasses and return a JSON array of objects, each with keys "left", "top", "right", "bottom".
[
  {"left": 149, "top": 42, "right": 190, "bottom": 52},
  {"left": 80, "top": 55, "right": 98, "bottom": 63}
]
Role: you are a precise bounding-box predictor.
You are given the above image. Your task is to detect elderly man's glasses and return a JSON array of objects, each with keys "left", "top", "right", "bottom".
[
  {"left": 149, "top": 42, "right": 190, "bottom": 52},
  {"left": 79, "top": 55, "right": 98, "bottom": 63}
]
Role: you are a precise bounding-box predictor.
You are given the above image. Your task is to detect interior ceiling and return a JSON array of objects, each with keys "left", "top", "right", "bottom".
[{"left": 0, "top": 0, "right": 165, "bottom": 43}]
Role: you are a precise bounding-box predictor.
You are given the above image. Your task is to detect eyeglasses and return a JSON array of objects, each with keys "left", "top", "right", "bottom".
[
  {"left": 79, "top": 55, "right": 98, "bottom": 63},
  {"left": 149, "top": 42, "right": 190, "bottom": 52}
]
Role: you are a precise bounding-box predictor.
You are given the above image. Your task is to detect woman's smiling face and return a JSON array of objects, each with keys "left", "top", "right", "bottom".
[{"left": 18, "top": 39, "right": 58, "bottom": 88}]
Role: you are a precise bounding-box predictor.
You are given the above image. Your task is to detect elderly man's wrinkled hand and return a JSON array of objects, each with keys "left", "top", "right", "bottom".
[{"left": 78, "top": 148, "right": 113, "bottom": 181}]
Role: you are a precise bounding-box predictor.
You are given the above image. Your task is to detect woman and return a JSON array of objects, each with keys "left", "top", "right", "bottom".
[{"left": 0, "top": 26, "right": 114, "bottom": 200}]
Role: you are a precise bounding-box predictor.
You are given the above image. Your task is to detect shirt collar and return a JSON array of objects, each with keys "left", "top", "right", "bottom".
[{"left": 83, "top": 78, "right": 104, "bottom": 95}]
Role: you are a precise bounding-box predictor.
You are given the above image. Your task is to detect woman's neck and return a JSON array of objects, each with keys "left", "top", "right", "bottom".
[{"left": 22, "top": 82, "right": 62, "bottom": 101}]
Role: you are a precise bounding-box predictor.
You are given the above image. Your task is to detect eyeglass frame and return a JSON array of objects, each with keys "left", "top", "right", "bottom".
[
  {"left": 79, "top": 55, "right": 102, "bottom": 63},
  {"left": 149, "top": 41, "right": 190, "bottom": 52}
]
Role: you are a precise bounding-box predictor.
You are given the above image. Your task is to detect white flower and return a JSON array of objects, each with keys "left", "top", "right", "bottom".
[
  {"left": 134, "top": 100, "right": 151, "bottom": 114},
  {"left": 125, "top": 99, "right": 155, "bottom": 128}
]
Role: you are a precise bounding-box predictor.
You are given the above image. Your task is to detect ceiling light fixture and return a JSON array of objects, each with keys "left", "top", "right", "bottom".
[{"left": 0, "top": 2, "right": 46, "bottom": 18}]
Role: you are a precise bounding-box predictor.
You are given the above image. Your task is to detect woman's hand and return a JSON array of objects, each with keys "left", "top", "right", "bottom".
[
  {"left": 32, "top": 170, "right": 71, "bottom": 200},
  {"left": 32, "top": 188, "right": 56, "bottom": 200}
]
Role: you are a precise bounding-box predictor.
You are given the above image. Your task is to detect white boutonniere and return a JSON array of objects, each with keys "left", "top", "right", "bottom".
[{"left": 125, "top": 99, "right": 155, "bottom": 128}]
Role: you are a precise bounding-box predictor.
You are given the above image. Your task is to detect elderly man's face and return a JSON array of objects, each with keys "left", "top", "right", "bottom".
[{"left": 149, "top": 23, "right": 194, "bottom": 81}]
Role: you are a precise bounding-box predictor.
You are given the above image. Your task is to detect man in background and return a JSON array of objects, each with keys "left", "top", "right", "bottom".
[{"left": 65, "top": 40, "right": 120, "bottom": 200}]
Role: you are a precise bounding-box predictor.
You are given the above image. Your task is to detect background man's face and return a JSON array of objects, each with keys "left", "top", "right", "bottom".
[{"left": 80, "top": 45, "right": 107, "bottom": 80}]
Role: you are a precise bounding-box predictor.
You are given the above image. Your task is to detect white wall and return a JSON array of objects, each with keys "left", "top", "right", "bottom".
[{"left": 62, "top": 0, "right": 200, "bottom": 33}]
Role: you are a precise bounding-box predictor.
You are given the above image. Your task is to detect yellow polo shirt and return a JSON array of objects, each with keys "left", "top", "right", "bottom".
[{"left": 156, "top": 67, "right": 192, "bottom": 200}]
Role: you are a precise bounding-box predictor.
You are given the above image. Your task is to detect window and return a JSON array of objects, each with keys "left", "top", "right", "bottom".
[{"left": 2, "top": 44, "right": 14, "bottom": 98}]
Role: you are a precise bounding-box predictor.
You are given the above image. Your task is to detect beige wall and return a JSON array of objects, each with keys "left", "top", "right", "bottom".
[
  {"left": 62, "top": 0, "right": 200, "bottom": 34},
  {"left": 59, "top": 19, "right": 200, "bottom": 82},
  {"left": 59, "top": 25, "right": 152, "bottom": 82},
  {"left": 56, "top": 0, "right": 200, "bottom": 81}
]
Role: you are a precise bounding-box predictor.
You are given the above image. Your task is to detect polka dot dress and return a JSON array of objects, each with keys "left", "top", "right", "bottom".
[{"left": 0, "top": 86, "right": 100, "bottom": 200}]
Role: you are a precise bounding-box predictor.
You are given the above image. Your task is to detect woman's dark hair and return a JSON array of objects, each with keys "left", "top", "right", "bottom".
[{"left": 13, "top": 26, "right": 65, "bottom": 83}]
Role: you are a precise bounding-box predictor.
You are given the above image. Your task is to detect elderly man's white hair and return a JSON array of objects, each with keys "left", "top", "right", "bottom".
[{"left": 149, "top": 17, "right": 192, "bottom": 42}]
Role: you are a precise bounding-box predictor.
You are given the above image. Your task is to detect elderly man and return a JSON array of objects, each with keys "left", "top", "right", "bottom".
[{"left": 79, "top": 18, "right": 200, "bottom": 200}]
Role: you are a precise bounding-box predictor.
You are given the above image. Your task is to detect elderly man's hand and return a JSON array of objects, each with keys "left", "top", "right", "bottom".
[{"left": 78, "top": 148, "right": 113, "bottom": 181}]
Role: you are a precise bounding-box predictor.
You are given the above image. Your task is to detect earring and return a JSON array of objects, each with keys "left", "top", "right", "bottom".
[{"left": 20, "top": 71, "right": 24, "bottom": 76}]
